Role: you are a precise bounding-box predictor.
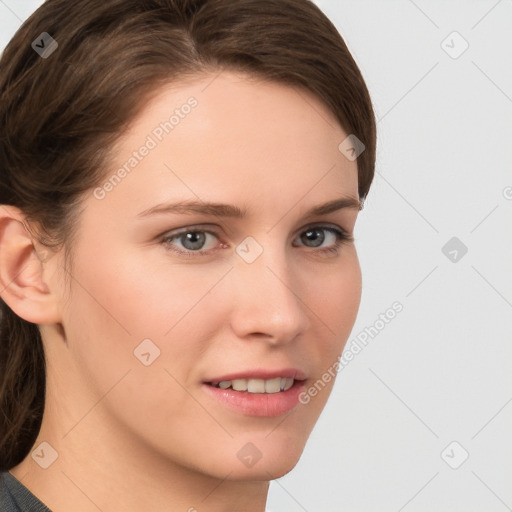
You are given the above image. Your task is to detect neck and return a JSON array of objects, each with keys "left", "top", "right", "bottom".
[{"left": 10, "top": 418, "right": 271, "bottom": 512}]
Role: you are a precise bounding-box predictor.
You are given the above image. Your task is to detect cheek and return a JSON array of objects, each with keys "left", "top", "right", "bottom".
[
  {"left": 64, "top": 235, "right": 361, "bottom": 371},
  {"left": 66, "top": 238, "right": 220, "bottom": 338},
  {"left": 56, "top": 237, "right": 362, "bottom": 477},
  {"left": 299, "top": 248, "right": 362, "bottom": 401},
  {"left": 60, "top": 241, "right": 227, "bottom": 399},
  {"left": 306, "top": 246, "right": 362, "bottom": 344},
  {"left": 60, "top": 250, "right": 212, "bottom": 456},
  {"left": 67, "top": 242, "right": 362, "bottom": 383}
]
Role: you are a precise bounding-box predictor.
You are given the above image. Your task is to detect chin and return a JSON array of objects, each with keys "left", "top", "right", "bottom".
[
  {"left": 224, "top": 454, "right": 303, "bottom": 482},
  {"left": 215, "top": 438, "right": 307, "bottom": 482}
]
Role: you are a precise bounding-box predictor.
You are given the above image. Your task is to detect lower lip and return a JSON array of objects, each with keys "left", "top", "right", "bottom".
[{"left": 202, "top": 380, "right": 306, "bottom": 417}]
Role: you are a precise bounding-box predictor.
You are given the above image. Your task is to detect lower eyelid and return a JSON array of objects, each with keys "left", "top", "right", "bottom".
[
  {"left": 163, "top": 230, "right": 218, "bottom": 251},
  {"left": 162, "top": 226, "right": 351, "bottom": 253}
]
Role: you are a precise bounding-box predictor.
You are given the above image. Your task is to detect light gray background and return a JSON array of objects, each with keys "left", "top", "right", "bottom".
[{"left": 1, "top": 1, "right": 511, "bottom": 511}]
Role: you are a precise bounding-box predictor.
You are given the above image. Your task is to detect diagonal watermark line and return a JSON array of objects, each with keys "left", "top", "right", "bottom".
[
  {"left": 408, "top": 0, "right": 439, "bottom": 28},
  {"left": 472, "top": 471, "right": 512, "bottom": 511},
  {"left": 164, "top": 163, "right": 200, "bottom": 191},
  {"left": 378, "top": 62, "right": 439, "bottom": 123},
  {"left": 471, "top": 0, "right": 503, "bottom": 30},
  {"left": 265, "top": 408, "right": 298, "bottom": 439},
  {"left": 266, "top": 164, "right": 337, "bottom": 234},
  {"left": 0, "top": 0, "right": 23, "bottom": 22},
  {"left": 265, "top": 266, "right": 336, "bottom": 336},
  {"left": 62, "top": 369, "right": 131, "bottom": 439},
  {"left": 471, "top": 265, "right": 512, "bottom": 308},
  {"left": 17, "top": 472, "right": 30, "bottom": 484},
  {"left": 378, "top": 171, "right": 439, "bottom": 233},
  {"left": 200, "top": 470, "right": 234, "bottom": 502},
  {"left": 164, "top": 368, "right": 234, "bottom": 438},
  {"left": 162, "top": 163, "right": 245, "bottom": 336},
  {"left": 163, "top": 266, "right": 234, "bottom": 336},
  {"left": 472, "top": 396, "right": 512, "bottom": 439},
  {"left": 164, "top": 162, "right": 249, "bottom": 230},
  {"left": 266, "top": 471, "right": 310, "bottom": 512},
  {"left": 61, "top": 265, "right": 132, "bottom": 336},
  {"left": 406, "top": 266, "right": 438, "bottom": 297},
  {"left": 62, "top": 471, "right": 105, "bottom": 511},
  {"left": 0, "top": 264, "right": 28, "bottom": 296},
  {"left": 470, "top": 204, "right": 499, "bottom": 233},
  {"left": 472, "top": 61, "right": 512, "bottom": 104},
  {"left": 369, "top": 367, "right": 439, "bottom": 438},
  {"left": 201, "top": 69, "right": 223, "bottom": 93},
  {"left": 397, "top": 472, "right": 439, "bottom": 512},
  {"left": 0, "top": 204, "right": 12, "bottom": 216},
  {"left": 0, "top": 208, "right": 37, "bottom": 295}
]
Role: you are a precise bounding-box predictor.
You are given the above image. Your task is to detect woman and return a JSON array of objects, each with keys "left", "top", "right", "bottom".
[{"left": 0, "top": 0, "right": 376, "bottom": 510}]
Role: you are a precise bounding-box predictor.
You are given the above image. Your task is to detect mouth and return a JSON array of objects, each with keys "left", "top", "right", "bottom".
[
  {"left": 206, "top": 377, "right": 300, "bottom": 393},
  {"left": 201, "top": 369, "right": 308, "bottom": 417}
]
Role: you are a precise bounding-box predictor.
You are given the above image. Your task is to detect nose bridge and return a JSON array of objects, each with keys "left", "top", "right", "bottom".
[{"left": 230, "top": 233, "right": 310, "bottom": 339}]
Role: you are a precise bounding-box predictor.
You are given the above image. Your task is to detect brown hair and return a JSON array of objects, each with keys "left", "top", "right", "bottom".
[{"left": 0, "top": 0, "right": 376, "bottom": 470}]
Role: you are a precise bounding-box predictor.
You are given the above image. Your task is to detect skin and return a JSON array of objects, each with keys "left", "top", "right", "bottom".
[{"left": 0, "top": 71, "right": 362, "bottom": 512}]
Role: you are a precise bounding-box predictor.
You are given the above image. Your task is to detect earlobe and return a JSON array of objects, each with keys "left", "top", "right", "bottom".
[{"left": 0, "top": 205, "right": 62, "bottom": 324}]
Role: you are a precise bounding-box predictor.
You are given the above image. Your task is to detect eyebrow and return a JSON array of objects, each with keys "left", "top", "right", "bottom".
[{"left": 136, "top": 196, "right": 361, "bottom": 219}]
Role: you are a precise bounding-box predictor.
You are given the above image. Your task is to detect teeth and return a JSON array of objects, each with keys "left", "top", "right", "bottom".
[
  {"left": 248, "top": 379, "right": 266, "bottom": 393},
  {"left": 282, "top": 378, "right": 294, "bottom": 391},
  {"left": 265, "top": 377, "right": 282, "bottom": 394},
  {"left": 232, "top": 379, "right": 247, "bottom": 391},
  {"left": 212, "top": 377, "right": 295, "bottom": 393}
]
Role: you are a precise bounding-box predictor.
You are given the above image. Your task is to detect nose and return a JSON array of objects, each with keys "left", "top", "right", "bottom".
[{"left": 228, "top": 240, "right": 312, "bottom": 346}]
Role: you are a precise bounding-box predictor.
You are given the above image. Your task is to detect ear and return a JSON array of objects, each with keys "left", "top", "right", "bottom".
[{"left": 0, "top": 205, "right": 62, "bottom": 324}]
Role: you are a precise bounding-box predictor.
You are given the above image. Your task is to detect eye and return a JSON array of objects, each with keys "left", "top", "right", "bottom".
[
  {"left": 162, "top": 228, "right": 220, "bottom": 256},
  {"left": 293, "top": 225, "right": 352, "bottom": 255},
  {"left": 160, "top": 224, "right": 353, "bottom": 258}
]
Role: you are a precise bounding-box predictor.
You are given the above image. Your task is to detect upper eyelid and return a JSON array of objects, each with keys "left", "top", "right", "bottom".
[
  {"left": 159, "top": 224, "right": 354, "bottom": 260},
  {"left": 162, "top": 222, "right": 350, "bottom": 239},
  {"left": 161, "top": 224, "right": 352, "bottom": 252}
]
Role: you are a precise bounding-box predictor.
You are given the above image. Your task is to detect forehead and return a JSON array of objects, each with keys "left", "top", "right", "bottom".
[{"left": 93, "top": 71, "right": 358, "bottom": 219}]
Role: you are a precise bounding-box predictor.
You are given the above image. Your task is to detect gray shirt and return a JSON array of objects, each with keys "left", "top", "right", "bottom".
[{"left": 0, "top": 472, "right": 51, "bottom": 511}]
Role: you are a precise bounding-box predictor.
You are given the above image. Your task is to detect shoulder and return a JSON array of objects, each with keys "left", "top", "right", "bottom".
[
  {"left": 0, "top": 471, "right": 52, "bottom": 512},
  {"left": 0, "top": 471, "right": 22, "bottom": 511}
]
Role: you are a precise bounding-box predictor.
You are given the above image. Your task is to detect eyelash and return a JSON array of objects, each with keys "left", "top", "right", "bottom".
[{"left": 160, "top": 224, "right": 353, "bottom": 258}]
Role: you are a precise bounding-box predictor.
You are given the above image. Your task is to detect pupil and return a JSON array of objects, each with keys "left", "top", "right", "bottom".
[
  {"left": 304, "top": 228, "right": 324, "bottom": 247},
  {"left": 180, "top": 229, "right": 326, "bottom": 251},
  {"left": 184, "top": 232, "right": 205, "bottom": 250}
]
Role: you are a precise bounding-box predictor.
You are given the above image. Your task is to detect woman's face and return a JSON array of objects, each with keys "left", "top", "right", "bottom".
[{"left": 47, "top": 71, "right": 362, "bottom": 480}]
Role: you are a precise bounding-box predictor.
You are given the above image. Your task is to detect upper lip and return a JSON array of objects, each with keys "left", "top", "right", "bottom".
[{"left": 204, "top": 368, "right": 307, "bottom": 384}]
